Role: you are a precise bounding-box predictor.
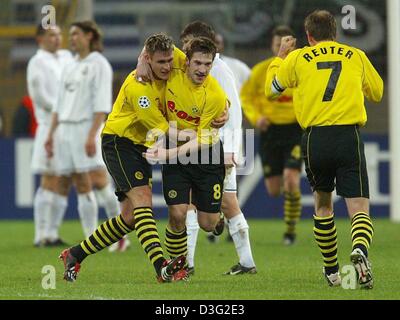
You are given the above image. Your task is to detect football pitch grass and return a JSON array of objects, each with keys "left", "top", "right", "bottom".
[{"left": 1, "top": 218, "right": 399, "bottom": 300}]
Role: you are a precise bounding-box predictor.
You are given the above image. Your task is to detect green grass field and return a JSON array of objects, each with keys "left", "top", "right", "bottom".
[{"left": 1, "top": 218, "right": 399, "bottom": 300}]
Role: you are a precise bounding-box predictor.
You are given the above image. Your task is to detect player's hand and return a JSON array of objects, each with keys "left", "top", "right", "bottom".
[
  {"left": 224, "top": 152, "right": 237, "bottom": 168},
  {"left": 85, "top": 137, "right": 96, "bottom": 157},
  {"left": 256, "top": 117, "right": 270, "bottom": 132},
  {"left": 277, "top": 36, "right": 296, "bottom": 59},
  {"left": 211, "top": 106, "right": 229, "bottom": 128},
  {"left": 135, "top": 52, "right": 154, "bottom": 83},
  {"left": 143, "top": 146, "right": 169, "bottom": 163},
  {"left": 44, "top": 136, "right": 53, "bottom": 158}
]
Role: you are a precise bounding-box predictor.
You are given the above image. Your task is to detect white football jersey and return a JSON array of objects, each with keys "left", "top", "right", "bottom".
[
  {"left": 220, "top": 54, "right": 251, "bottom": 92},
  {"left": 54, "top": 51, "right": 113, "bottom": 122},
  {"left": 27, "top": 49, "right": 73, "bottom": 125},
  {"left": 211, "top": 53, "right": 242, "bottom": 156}
]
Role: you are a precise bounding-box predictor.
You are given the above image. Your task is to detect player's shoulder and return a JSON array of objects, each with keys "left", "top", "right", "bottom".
[
  {"left": 213, "top": 54, "right": 232, "bottom": 73},
  {"left": 27, "top": 50, "right": 46, "bottom": 67},
  {"left": 123, "top": 71, "right": 154, "bottom": 97},
  {"left": 57, "top": 49, "right": 73, "bottom": 59},
  {"left": 87, "top": 52, "right": 112, "bottom": 69},
  {"left": 207, "top": 75, "right": 227, "bottom": 101}
]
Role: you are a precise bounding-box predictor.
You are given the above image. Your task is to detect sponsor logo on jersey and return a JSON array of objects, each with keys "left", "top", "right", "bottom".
[{"left": 167, "top": 100, "right": 200, "bottom": 124}]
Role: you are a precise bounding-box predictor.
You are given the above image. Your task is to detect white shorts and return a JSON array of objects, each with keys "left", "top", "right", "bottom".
[
  {"left": 223, "top": 166, "right": 237, "bottom": 193},
  {"left": 31, "top": 124, "right": 56, "bottom": 175},
  {"left": 54, "top": 121, "right": 105, "bottom": 176}
]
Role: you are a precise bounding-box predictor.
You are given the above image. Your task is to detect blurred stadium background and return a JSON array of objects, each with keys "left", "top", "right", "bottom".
[{"left": 0, "top": 0, "right": 394, "bottom": 221}]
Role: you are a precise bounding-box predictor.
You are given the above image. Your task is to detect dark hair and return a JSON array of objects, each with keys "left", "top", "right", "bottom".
[
  {"left": 184, "top": 36, "right": 217, "bottom": 61},
  {"left": 71, "top": 20, "right": 103, "bottom": 52},
  {"left": 304, "top": 10, "right": 337, "bottom": 41},
  {"left": 180, "top": 21, "right": 216, "bottom": 43},
  {"left": 271, "top": 25, "right": 295, "bottom": 38},
  {"left": 144, "top": 33, "right": 174, "bottom": 56}
]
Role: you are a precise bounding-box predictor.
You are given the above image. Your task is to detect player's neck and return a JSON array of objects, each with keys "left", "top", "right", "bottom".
[
  {"left": 310, "top": 39, "right": 336, "bottom": 46},
  {"left": 40, "top": 46, "right": 57, "bottom": 55},
  {"left": 78, "top": 48, "right": 91, "bottom": 60}
]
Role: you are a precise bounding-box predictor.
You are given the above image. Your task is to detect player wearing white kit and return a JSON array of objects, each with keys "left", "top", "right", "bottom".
[
  {"left": 27, "top": 25, "right": 72, "bottom": 247},
  {"left": 45, "top": 21, "right": 129, "bottom": 251},
  {"left": 180, "top": 22, "right": 257, "bottom": 275},
  {"left": 214, "top": 33, "right": 251, "bottom": 93}
]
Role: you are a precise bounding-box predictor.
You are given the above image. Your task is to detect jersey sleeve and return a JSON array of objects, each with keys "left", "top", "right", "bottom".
[
  {"left": 265, "top": 50, "right": 300, "bottom": 99},
  {"left": 357, "top": 49, "right": 384, "bottom": 102},
  {"left": 92, "top": 60, "right": 113, "bottom": 114},
  {"left": 210, "top": 64, "right": 242, "bottom": 154},
  {"left": 27, "top": 59, "right": 55, "bottom": 112},
  {"left": 127, "top": 84, "right": 169, "bottom": 140}
]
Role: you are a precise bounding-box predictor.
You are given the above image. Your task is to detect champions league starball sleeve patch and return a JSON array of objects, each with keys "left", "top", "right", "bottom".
[{"left": 138, "top": 96, "right": 151, "bottom": 108}]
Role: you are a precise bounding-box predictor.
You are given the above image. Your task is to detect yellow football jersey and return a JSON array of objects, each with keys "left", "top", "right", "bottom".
[
  {"left": 165, "top": 67, "right": 228, "bottom": 145},
  {"left": 241, "top": 57, "right": 296, "bottom": 126},
  {"left": 265, "top": 41, "right": 383, "bottom": 129},
  {"left": 102, "top": 70, "right": 169, "bottom": 148}
]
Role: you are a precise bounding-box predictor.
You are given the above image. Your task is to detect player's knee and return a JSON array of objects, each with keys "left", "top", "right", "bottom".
[
  {"left": 75, "top": 181, "right": 92, "bottom": 194},
  {"left": 169, "top": 215, "right": 186, "bottom": 231},
  {"left": 120, "top": 200, "right": 135, "bottom": 227},
  {"left": 264, "top": 179, "right": 281, "bottom": 197},
  {"left": 198, "top": 215, "right": 218, "bottom": 232},
  {"left": 221, "top": 202, "right": 240, "bottom": 220},
  {"left": 57, "top": 176, "right": 72, "bottom": 195},
  {"left": 90, "top": 169, "right": 108, "bottom": 189},
  {"left": 168, "top": 205, "right": 187, "bottom": 231},
  {"left": 128, "top": 186, "right": 152, "bottom": 207}
]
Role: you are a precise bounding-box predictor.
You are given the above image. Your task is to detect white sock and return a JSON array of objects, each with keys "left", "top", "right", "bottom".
[
  {"left": 228, "top": 213, "right": 255, "bottom": 268},
  {"left": 46, "top": 193, "right": 68, "bottom": 241},
  {"left": 33, "top": 187, "right": 54, "bottom": 244},
  {"left": 77, "top": 191, "right": 98, "bottom": 237},
  {"left": 186, "top": 209, "right": 199, "bottom": 268},
  {"left": 94, "top": 184, "right": 120, "bottom": 219}
]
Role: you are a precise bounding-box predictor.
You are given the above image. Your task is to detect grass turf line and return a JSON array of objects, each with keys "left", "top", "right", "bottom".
[{"left": 0, "top": 218, "right": 399, "bottom": 300}]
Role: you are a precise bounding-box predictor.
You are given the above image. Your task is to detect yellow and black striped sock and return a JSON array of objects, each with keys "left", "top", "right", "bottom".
[
  {"left": 351, "top": 212, "right": 374, "bottom": 257},
  {"left": 70, "top": 214, "right": 133, "bottom": 263},
  {"left": 164, "top": 226, "right": 187, "bottom": 259},
  {"left": 134, "top": 207, "right": 165, "bottom": 275},
  {"left": 284, "top": 190, "right": 302, "bottom": 234},
  {"left": 313, "top": 214, "right": 339, "bottom": 274}
]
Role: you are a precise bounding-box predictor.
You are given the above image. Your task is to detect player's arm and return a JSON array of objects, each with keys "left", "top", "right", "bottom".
[
  {"left": 197, "top": 94, "right": 230, "bottom": 146},
  {"left": 135, "top": 46, "right": 185, "bottom": 82},
  {"left": 211, "top": 65, "right": 242, "bottom": 160},
  {"left": 126, "top": 83, "right": 170, "bottom": 145},
  {"left": 357, "top": 49, "right": 384, "bottom": 102},
  {"left": 265, "top": 36, "right": 298, "bottom": 99},
  {"left": 86, "top": 112, "right": 106, "bottom": 157},
  {"left": 27, "top": 60, "right": 55, "bottom": 111},
  {"left": 86, "top": 61, "right": 113, "bottom": 157},
  {"left": 144, "top": 96, "right": 228, "bottom": 162},
  {"left": 44, "top": 112, "right": 59, "bottom": 158}
]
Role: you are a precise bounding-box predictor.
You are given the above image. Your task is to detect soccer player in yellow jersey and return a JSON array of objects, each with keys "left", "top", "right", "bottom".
[
  {"left": 59, "top": 33, "right": 187, "bottom": 283},
  {"left": 145, "top": 37, "right": 229, "bottom": 271},
  {"left": 265, "top": 10, "right": 383, "bottom": 289},
  {"left": 241, "top": 26, "right": 303, "bottom": 245}
]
